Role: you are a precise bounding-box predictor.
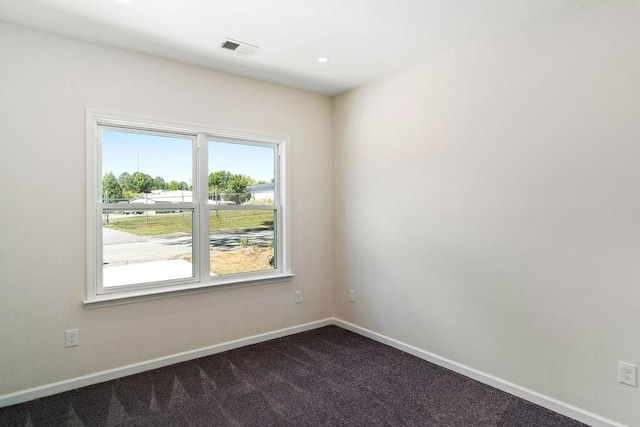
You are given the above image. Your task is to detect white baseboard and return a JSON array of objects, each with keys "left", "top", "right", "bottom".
[
  {"left": 333, "top": 318, "right": 626, "bottom": 427},
  {"left": 0, "top": 317, "right": 627, "bottom": 427},
  {"left": 0, "top": 318, "right": 333, "bottom": 408}
]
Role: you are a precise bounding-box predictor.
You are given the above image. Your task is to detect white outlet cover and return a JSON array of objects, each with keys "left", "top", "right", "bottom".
[
  {"left": 619, "top": 361, "right": 637, "bottom": 387},
  {"left": 65, "top": 329, "right": 79, "bottom": 347}
]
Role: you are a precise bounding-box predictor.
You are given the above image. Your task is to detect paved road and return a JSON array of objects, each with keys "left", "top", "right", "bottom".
[
  {"left": 103, "top": 229, "right": 273, "bottom": 265},
  {"left": 103, "top": 228, "right": 148, "bottom": 245},
  {"left": 210, "top": 229, "right": 274, "bottom": 251}
]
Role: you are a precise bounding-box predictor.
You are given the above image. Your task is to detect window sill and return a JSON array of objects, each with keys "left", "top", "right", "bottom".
[{"left": 83, "top": 273, "right": 295, "bottom": 309}]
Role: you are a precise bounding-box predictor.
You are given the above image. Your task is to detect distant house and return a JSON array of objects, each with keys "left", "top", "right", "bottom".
[
  {"left": 247, "top": 183, "right": 274, "bottom": 202},
  {"left": 129, "top": 191, "right": 234, "bottom": 208},
  {"left": 130, "top": 190, "right": 193, "bottom": 204},
  {"left": 125, "top": 191, "right": 192, "bottom": 214}
]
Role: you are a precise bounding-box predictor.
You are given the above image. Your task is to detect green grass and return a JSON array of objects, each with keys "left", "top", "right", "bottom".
[{"left": 104, "top": 210, "right": 274, "bottom": 236}]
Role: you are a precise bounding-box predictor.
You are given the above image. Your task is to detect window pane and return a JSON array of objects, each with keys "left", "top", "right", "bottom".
[
  {"left": 209, "top": 210, "right": 275, "bottom": 276},
  {"left": 208, "top": 140, "right": 275, "bottom": 205},
  {"left": 102, "top": 209, "right": 194, "bottom": 287},
  {"left": 102, "top": 129, "right": 193, "bottom": 203}
]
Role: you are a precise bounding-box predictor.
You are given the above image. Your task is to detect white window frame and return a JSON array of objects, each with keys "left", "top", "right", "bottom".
[{"left": 85, "top": 109, "right": 292, "bottom": 308}]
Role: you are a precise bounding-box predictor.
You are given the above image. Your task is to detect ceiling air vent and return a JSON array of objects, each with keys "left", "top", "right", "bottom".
[{"left": 219, "top": 38, "right": 258, "bottom": 57}]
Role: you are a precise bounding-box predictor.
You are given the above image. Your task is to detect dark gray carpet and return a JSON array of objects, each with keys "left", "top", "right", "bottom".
[{"left": 0, "top": 326, "right": 586, "bottom": 426}]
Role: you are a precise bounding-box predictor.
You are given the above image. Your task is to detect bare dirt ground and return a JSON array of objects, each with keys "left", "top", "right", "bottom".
[{"left": 210, "top": 246, "right": 274, "bottom": 275}]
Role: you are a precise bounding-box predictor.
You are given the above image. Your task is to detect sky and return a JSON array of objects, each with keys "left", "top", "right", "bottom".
[{"left": 101, "top": 129, "right": 275, "bottom": 184}]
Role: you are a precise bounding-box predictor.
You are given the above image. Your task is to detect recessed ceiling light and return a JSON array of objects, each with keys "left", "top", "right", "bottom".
[
  {"left": 317, "top": 56, "right": 330, "bottom": 63},
  {"left": 116, "top": 0, "right": 132, "bottom": 3}
]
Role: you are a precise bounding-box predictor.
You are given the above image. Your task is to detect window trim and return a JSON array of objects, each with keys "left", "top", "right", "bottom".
[{"left": 85, "top": 109, "right": 293, "bottom": 308}]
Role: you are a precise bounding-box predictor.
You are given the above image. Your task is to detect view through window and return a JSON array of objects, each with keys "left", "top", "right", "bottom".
[
  {"left": 102, "top": 129, "right": 195, "bottom": 288},
  {"left": 208, "top": 140, "right": 277, "bottom": 276}
]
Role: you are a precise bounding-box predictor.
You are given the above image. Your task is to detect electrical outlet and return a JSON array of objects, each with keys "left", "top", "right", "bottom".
[
  {"left": 619, "top": 362, "right": 637, "bottom": 386},
  {"left": 65, "top": 329, "right": 79, "bottom": 348},
  {"left": 295, "top": 291, "right": 302, "bottom": 304},
  {"left": 349, "top": 290, "right": 355, "bottom": 303}
]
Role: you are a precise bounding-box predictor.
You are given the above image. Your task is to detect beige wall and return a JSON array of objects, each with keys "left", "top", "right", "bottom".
[
  {"left": 3, "top": 1, "right": 640, "bottom": 424},
  {"left": 333, "top": 1, "right": 640, "bottom": 426},
  {"left": 0, "top": 22, "right": 333, "bottom": 394}
]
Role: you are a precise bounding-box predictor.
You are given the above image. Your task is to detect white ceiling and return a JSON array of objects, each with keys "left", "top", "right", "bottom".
[{"left": 0, "top": 0, "right": 576, "bottom": 95}]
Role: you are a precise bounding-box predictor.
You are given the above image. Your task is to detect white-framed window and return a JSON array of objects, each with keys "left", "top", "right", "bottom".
[{"left": 85, "top": 110, "right": 292, "bottom": 308}]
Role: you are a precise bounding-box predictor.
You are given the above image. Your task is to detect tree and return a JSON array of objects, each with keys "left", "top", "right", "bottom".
[
  {"left": 102, "top": 172, "right": 122, "bottom": 202},
  {"left": 118, "top": 172, "right": 134, "bottom": 192},
  {"left": 209, "top": 170, "right": 233, "bottom": 200},
  {"left": 208, "top": 170, "right": 256, "bottom": 203},
  {"left": 131, "top": 172, "right": 154, "bottom": 194},
  {"left": 166, "top": 180, "right": 188, "bottom": 191},
  {"left": 122, "top": 190, "right": 137, "bottom": 200},
  {"left": 224, "top": 174, "right": 252, "bottom": 204},
  {"left": 153, "top": 176, "right": 166, "bottom": 190}
]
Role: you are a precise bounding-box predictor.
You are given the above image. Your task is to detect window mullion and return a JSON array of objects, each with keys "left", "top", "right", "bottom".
[{"left": 197, "top": 133, "right": 210, "bottom": 282}]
